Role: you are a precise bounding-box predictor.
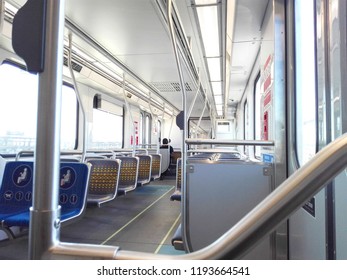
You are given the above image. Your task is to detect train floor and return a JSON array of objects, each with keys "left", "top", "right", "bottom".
[{"left": 0, "top": 177, "right": 184, "bottom": 259}]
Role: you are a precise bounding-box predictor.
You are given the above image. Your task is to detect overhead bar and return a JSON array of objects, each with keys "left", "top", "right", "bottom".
[{"left": 186, "top": 138, "right": 275, "bottom": 146}]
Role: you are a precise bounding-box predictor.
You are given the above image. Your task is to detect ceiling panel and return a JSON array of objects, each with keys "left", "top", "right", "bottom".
[
  {"left": 64, "top": 0, "right": 206, "bottom": 117},
  {"left": 228, "top": 0, "right": 269, "bottom": 107}
]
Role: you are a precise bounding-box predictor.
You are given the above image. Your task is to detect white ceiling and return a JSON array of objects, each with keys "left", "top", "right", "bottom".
[
  {"left": 228, "top": 0, "right": 269, "bottom": 106},
  {"left": 64, "top": 0, "right": 209, "bottom": 118}
]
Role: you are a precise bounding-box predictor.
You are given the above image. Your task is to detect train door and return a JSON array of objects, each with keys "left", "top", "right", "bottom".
[{"left": 287, "top": 0, "right": 347, "bottom": 259}]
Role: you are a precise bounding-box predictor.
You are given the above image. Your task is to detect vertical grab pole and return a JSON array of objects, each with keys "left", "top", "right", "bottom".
[
  {"left": 68, "top": 33, "right": 87, "bottom": 162},
  {"left": 187, "top": 71, "right": 200, "bottom": 120},
  {"left": 148, "top": 92, "right": 158, "bottom": 153},
  {"left": 29, "top": 0, "right": 65, "bottom": 259},
  {"left": 160, "top": 103, "right": 166, "bottom": 150},
  {"left": 168, "top": 110, "right": 175, "bottom": 141},
  {"left": 167, "top": 0, "right": 188, "bottom": 248},
  {"left": 122, "top": 73, "right": 136, "bottom": 156},
  {"left": 196, "top": 97, "right": 208, "bottom": 138}
]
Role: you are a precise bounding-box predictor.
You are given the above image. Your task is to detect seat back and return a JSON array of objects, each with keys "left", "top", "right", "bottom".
[
  {"left": 149, "top": 154, "right": 161, "bottom": 180},
  {"left": 0, "top": 161, "right": 34, "bottom": 219},
  {"left": 58, "top": 162, "right": 90, "bottom": 222},
  {"left": 116, "top": 156, "right": 139, "bottom": 193},
  {"left": 176, "top": 158, "right": 182, "bottom": 192},
  {"left": 0, "top": 161, "right": 89, "bottom": 230},
  {"left": 86, "top": 159, "right": 121, "bottom": 206},
  {"left": 136, "top": 154, "right": 152, "bottom": 186},
  {"left": 159, "top": 148, "right": 170, "bottom": 173}
]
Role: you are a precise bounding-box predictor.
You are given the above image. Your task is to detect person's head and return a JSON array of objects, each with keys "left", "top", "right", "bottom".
[{"left": 163, "top": 138, "right": 169, "bottom": 145}]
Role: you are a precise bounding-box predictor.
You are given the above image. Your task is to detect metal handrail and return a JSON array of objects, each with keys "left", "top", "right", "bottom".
[
  {"left": 186, "top": 138, "right": 275, "bottom": 146},
  {"left": 166, "top": 0, "right": 190, "bottom": 254},
  {"left": 15, "top": 150, "right": 83, "bottom": 161}
]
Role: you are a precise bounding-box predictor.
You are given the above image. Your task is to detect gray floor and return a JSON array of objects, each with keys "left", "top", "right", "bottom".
[{"left": 0, "top": 178, "right": 184, "bottom": 259}]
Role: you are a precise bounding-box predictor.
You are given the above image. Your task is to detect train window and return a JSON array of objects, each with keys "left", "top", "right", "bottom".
[
  {"left": 329, "top": 0, "right": 342, "bottom": 140},
  {"left": 61, "top": 84, "right": 78, "bottom": 150},
  {"left": 244, "top": 99, "right": 250, "bottom": 139},
  {"left": 90, "top": 109, "right": 123, "bottom": 149},
  {"left": 157, "top": 119, "right": 162, "bottom": 144},
  {"left": 294, "top": 0, "right": 317, "bottom": 165},
  {"left": 0, "top": 62, "right": 77, "bottom": 154},
  {"left": 244, "top": 99, "right": 250, "bottom": 155},
  {"left": 139, "top": 112, "right": 143, "bottom": 146},
  {"left": 144, "top": 114, "right": 151, "bottom": 145},
  {"left": 254, "top": 72, "right": 261, "bottom": 158}
]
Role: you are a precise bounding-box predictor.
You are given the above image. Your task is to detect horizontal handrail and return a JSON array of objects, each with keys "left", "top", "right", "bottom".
[
  {"left": 50, "top": 133, "right": 347, "bottom": 259},
  {"left": 187, "top": 149, "right": 240, "bottom": 154},
  {"left": 186, "top": 138, "right": 275, "bottom": 146},
  {"left": 15, "top": 150, "right": 83, "bottom": 161}
]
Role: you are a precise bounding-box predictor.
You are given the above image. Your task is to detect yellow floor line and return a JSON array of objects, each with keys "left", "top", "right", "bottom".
[
  {"left": 154, "top": 213, "right": 181, "bottom": 254},
  {"left": 101, "top": 186, "right": 175, "bottom": 245}
]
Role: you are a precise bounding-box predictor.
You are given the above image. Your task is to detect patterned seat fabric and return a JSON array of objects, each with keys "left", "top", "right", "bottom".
[{"left": 86, "top": 159, "right": 121, "bottom": 206}]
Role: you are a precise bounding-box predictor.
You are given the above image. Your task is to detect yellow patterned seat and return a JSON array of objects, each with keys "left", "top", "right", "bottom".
[
  {"left": 136, "top": 154, "right": 152, "bottom": 186},
  {"left": 86, "top": 159, "right": 121, "bottom": 207},
  {"left": 116, "top": 156, "right": 139, "bottom": 194},
  {"left": 149, "top": 154, "right": 161, "bottom": 180}
]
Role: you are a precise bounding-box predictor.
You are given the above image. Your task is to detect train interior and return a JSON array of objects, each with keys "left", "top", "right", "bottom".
[{"left": 0, "top": 0, "right": 347, "bottom": 260}]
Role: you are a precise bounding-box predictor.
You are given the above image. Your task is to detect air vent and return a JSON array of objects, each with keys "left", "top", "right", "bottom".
[
  {"left": 63, "top": 56, "right": 83, "bottom": 73},
  {"left": 150, "top": 82, "right": 193, "bottom": 93}
]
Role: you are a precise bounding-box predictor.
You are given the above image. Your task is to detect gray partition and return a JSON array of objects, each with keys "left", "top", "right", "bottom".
[{"left": 185, "top": 157, "right": 273, "bottom": 259}]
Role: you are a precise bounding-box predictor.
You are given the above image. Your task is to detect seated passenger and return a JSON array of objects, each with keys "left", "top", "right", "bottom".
[{"left": 160, "top": 138, "right": 174, "bottom": 156}]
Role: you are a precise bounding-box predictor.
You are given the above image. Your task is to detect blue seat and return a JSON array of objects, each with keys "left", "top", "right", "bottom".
[
  {"left": 0, "top": 161, "right": 89, "bottom": 236},
  {"left": 0, "top": 161, "right": 34, "bottom": 226},
  {"left": 58, "top": 162, "right": 90, "bottom": 222}
]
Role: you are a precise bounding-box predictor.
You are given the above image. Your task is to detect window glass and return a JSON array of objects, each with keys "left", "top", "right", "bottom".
[
  {"left": 244, "top": 100, "right": 250, "bottom": 155},
  {"left": 316, "top": 0, "right": 327, "bottom": 150},
  {"left": 0, "top": 63, "right": 77, "bottom": 154},
  {"left": 90, "top": 109, "right": 123, "bottom": 149},
  {"left": 61, "top": 85, "right": 78, "bottom": 150},
  {"left": 329, "top": 0, "right": 342, "bottom": 140},
  {"left": 139, "top": 113, "right": 143, "bottom": 146},
  {"left": 157, "top": 119, "right": 161, "bottom": 144},
  {"left": 295, "top": 0, "right": 317, "bottom": 165},
  {"left": 144, "top": 115, "right": 151, "bottom": 145},
  {"left": 244, "top": 100, "right": 250, "bottom": 139}
]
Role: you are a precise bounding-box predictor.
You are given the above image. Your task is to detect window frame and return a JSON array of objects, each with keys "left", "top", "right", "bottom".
[
  {"left": 253, "top": 71, "right": 262, "bottom": 159},
  {"left": 293, "top": 0, "right": 319, "bottom": 167},
  {"left": 0, "top": 60, "right": 79, "bottom": 155}
]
